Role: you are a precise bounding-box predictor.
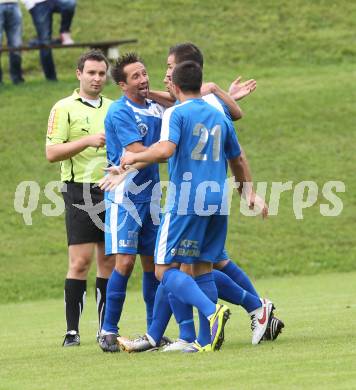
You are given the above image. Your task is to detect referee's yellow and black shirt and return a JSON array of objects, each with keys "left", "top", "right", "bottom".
[{"left": 46, "top": 89, "right": 112, "bottom": 183}]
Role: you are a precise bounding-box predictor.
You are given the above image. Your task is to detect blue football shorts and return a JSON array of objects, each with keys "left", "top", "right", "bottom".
[
  {"left": 105, "top": 200, "right": 159, "bottom": 256},
  {"left": 154, "top": 213, "right": 228, "bottom": 265}
]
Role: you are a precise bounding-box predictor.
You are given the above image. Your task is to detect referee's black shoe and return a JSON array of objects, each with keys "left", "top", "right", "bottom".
[{"left": 62, "top": 330, "right": 80, "bottom": 347}]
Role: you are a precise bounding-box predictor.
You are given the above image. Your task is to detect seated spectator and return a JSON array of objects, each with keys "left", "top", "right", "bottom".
[{"left": 0, "top": 0, "right": 24, "bottom": 84}]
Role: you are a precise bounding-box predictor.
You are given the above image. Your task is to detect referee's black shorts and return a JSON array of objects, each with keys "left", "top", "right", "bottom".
[{"left": 61, "top": 182, "right": 105, "bottom": 246}]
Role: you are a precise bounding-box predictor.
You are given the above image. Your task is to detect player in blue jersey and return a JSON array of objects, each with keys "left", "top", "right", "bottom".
[
  {"left": 114, "top": 43, "right": 283, "bottom": 352},
  {"left": 98, "top": 50, "right": 257, "bottom": 353},
  {"left": 160, "top": 43, "right": 284, "bottom": 348},
  {"left": 118, "top": 61, "right": 274, "bottom": 352},
  {"left": 98, "top": 53, "right": 167, "bottom": 352}
]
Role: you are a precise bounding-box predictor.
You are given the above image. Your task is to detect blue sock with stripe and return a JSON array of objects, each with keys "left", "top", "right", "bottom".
[
  {"left": 213, "top": 269, "right": 261, "bottom": 313},
  {"left": 168, "top": 293, "right": 196, "bottom": 342},
  {"left": 147, "top": 283, "right": 172, "bottom": 345},
  {"left": 195, "top": 273, "right": 218, "bottom": 347},
  {"left": 221, "top": 260, "right": 259, "bottom": 297},
  {"left": 142, "top": 271, "right": 160, "bottom": 330},
  {"left": 161, "top": 268, "right": 216, "bottom": 318},
  {"left": 102, "top": 270, "right": 128, "bottom": 334}
]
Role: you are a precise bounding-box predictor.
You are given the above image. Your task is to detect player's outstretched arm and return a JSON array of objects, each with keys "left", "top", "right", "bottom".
[
  {"left": 120, "top": 141, "right": 176, "bottom": 168},
  {"left": 228, "top": 76, "right": 257, "bottom": 101},
  {"left": 46, "top": 133, "right": 105, "bottom": 162},
  {"left": 228, "top": 155, "right": 268, "bottom": 218},
  {"left": 123, "top": 141, "right": 168, "bottom": 165},
  {"left": 100, "top": 140, "right": 169, "bottom": 191},
  {"left": 148, "top": 90, "right": 175, "bottom": 107},
  {"left": 202, "top": 82, "right": 243, "bottom": 121}
]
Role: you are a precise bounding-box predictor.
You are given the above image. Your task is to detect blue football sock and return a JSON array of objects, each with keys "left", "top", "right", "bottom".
[
  {"left": 142, "top": 271, "right": 160, "bottom": 330},
  {"left": 195, "top": 273, "right": 218, "bottom": 347},
  {"left": 168, "top": 293, "right": 196, "bottom": 342},
  {"left": 102, "top": 270, "right": 129, "bottom": 334},
  {"left": 213, "top": 269, "right": 261, "bottom": 313},
  {"left": 147, "top": 283, "right": 172, "bottom": 345},
  {"left": 221, "top": 260, "right": 259, "bottom": 297},
  {"left": 161, "top": 268, "right": 216, "bottom": 318}
]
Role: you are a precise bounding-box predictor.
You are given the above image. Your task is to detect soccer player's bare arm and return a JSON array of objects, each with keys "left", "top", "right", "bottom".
[
  {"left": 124, "top": 141, "right": 146, "bottom": 153},
  {"left": 239, "top": 146, "right": 252, "bottom": 182},
  {"left": 121, "top": 141, "right": 150, "bottom": 168},
  {"left": 121, "top": 141, "right": 176, "bottom": 167},
  {"left": 202, "top": 82, "right": 243, "bottom": 120},
  {"left": 114, "top": 141, "right": 167, "bottom": 170},
  {"left": 46, "top": 133, "right": 105, "bottom": 162},
  {"left": 148, "top": 90, "right": 175, "bottom": 107},
  {"left": 228, "top": 155, "right": 268, "bottom": 218},
  {"left": 228, "top": 155, "right": 251, "bottom": 194}
]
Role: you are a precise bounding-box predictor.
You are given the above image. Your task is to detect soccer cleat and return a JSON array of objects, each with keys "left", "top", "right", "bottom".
[
  {"left": 250, "top": 298, "right": 274, "bottom": 345},
  {"left": 209, "top": 304, "right": 231, "bottom": 351},
  {"left": 98, "top": 333, "right": 119, "bottom": 352},
  {"left": 262, "top": 316, "right": 285, "bottom": 341},
  {"left": 160, "top": 335, "right": 173, "bottom": 347},
  {"left": 161, "top": 338, "right": 191, "bottom": 352},
  {"left": 118, "top": 334, "right": 158, "bottom": 353},
  {"left": 62, "top": 330, "right": 80, "bottom": 347},
  {"left": 182, "top": 341, "right": 212, "bottom": 353}
]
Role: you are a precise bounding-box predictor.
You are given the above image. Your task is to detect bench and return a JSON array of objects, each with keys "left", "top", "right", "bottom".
[{"left": 0, "top": 39, "right": 138, "bottom": 59}]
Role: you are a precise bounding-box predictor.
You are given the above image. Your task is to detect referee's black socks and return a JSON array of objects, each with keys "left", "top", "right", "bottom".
[{"left": 64, "top": 279, "right": 86, "bottom": 333}]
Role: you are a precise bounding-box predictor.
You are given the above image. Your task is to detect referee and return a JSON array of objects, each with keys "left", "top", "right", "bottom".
[{"left": 46, "top": 50, "right": 114, "bottom": 347}]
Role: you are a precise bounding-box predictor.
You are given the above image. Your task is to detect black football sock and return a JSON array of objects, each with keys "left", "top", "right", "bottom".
[
  {"left": 64, "top": 279, "right": 86, "bottom": 333},
  {"left": 95, "top": 277, "right": 109, "bottom": 332}
]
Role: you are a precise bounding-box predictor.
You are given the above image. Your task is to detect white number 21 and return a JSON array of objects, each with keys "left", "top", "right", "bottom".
[{"left": 191, "top": 123, "right": 221, "bottom": 162}]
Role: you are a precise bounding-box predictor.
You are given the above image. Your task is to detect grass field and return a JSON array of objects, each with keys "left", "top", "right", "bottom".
[
  {"left": 1, "top": 272, "right": 355, "bottom": 389},
  {"left": 0, "top": 1, "right": 355, "bottom": 388}
]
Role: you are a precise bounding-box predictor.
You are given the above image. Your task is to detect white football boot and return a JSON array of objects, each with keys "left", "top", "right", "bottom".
[
  {"left": 249, "top": 298, "right": 274, "bottom": 345},
  {"left": 161, "top": 338, "right": 191, "bottom": 352}
]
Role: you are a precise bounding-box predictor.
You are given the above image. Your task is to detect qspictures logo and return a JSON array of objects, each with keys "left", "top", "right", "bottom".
[{"left": 13, "top": 170, "right": 345, "bottom": 228}]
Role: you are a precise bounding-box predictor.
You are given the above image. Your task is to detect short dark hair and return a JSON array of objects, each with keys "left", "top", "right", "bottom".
[
  {"left": 168, "top": 43, "right": 203, "bottom": 68},
  {"left": 77, "top": 49, "right": 109, "bottom": 72},
  {"left": 172, "top": 60, "right": 202, "bottom": 93},
  {"left": 111, "top": 52, "right": 144, "bottom": 83}
]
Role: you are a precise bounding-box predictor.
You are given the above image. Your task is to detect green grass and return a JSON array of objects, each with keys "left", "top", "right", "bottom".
[
  {"left": 1, "top": 0, "right": 356, "bottom": 303},
  {"left": 1, "top": 272, "right": 355, "bottom": 389}
]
